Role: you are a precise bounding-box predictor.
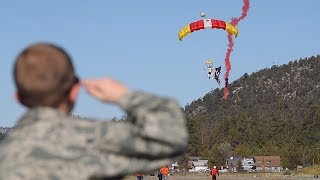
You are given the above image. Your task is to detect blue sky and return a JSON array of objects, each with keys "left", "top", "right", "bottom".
[{"left": 1, "top": 1, "right": 319, "bottom": 127}]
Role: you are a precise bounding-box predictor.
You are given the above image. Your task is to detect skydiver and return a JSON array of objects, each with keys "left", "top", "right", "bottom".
[
  {"left": 214, "top": 66, "right": 221, "bottom": 85},
  {"left": 207, "top": 65, "right": 214, "bottom": 79}
]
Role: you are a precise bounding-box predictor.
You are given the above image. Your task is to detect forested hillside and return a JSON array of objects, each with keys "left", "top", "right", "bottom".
[{"left": 183, "top": 55, "right": 320, "bottom": 170}]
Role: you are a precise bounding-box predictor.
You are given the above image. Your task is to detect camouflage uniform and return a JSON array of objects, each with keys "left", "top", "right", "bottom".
[{"left": 0, "top": 91, "right": 188, "bottom": 180}]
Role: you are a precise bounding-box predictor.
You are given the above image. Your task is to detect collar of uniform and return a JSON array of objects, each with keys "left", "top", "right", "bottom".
[{"left": 16, "top": 107, "right": 66, "bottom": 128}]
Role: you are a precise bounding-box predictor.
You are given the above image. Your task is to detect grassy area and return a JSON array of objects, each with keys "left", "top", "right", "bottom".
[
  {"left": 124, "top": 173, "right": 317, "bottom": 180},
  {"left": 295, "top": 165, "right": 320, "bottom": 176},
  {"left": 122, "top": 167, "right": 320, "bottom": 180}
]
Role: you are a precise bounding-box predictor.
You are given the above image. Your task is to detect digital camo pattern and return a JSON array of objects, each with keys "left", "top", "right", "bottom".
[
  {"left": 0, "top": 91, "right": 188, "bottom": 180},
  {"left": 0, "top": 127, "right": 12, "bottom": 135}
]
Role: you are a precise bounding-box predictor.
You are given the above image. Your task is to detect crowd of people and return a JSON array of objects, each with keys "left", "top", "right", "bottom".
[{"left": 136, "top": 165, "right": 220, "bottom": 180}]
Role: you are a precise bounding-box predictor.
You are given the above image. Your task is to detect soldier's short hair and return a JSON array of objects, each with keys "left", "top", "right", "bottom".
[{"left": 14, "top": 43, "right": 78, "bottom": 107}]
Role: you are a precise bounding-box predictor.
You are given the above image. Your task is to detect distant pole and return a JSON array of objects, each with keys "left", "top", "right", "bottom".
[{"left": 317, "top": 148, "right": 320, "bottom": 164}]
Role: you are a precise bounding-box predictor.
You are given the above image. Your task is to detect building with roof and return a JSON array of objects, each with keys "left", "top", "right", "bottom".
[
  {"left": 188, "top": 158, "right": 208, "bottom": 172},
  {"left": 253, "top": 156, "right": 281, "bottom": 172},
  {"left": 242, "top": 157, "right": 255, "bottom": 172},
  {"left": 225, "top": 156, "right": 242, "bottom": 172}
]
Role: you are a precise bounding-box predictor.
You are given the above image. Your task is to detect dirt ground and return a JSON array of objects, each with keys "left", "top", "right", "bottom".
[{"left": 124, "top": 173, "right": 318, "bottom": 180}]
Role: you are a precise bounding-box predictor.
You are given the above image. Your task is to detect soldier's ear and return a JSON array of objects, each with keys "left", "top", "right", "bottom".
[
  {"left": 69, "top": 84, "right": 80, "bottom": 102},
  {"left": 15, "top": 91, "right": 21, "bottom": 103}
]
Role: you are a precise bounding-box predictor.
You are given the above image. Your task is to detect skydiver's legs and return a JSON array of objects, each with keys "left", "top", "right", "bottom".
[
  {"left": 215, "top": 78, "right": 221, "bottom": 85},
  {"left": 215, "top": 75, "right": 219, "bottom": 81}
]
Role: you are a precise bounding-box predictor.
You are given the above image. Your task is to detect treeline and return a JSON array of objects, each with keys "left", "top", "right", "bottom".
[{"left": 182, "top": 55, "right": 320, "bottom": 170}]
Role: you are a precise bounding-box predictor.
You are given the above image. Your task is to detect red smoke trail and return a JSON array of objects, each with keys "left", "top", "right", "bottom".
[{"left": 223, "top": 0, "right": 250, "bottom": 100}]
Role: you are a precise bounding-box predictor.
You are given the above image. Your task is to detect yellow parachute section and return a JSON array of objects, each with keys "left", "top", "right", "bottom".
[
  {"left": 206, "top": 59, "right": 214, "bottom": 67},
  {"left": 178, "top": 25, "right": 191, "bottom": 41},
  {"left": 225, "top": 23, "right": 238, "bottom": 37},
  {"left": 206, "top": 59, "right": 213, "bottom": 64}
]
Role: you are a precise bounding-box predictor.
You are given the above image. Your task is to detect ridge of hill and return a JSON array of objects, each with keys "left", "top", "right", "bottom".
[{"left": 183, "top": 55, "right": 320, "bottom": 170}]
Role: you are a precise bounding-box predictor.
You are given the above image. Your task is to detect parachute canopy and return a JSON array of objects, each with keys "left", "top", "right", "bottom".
[{"left": 178, "top": 19, "right": 238, "bottom": 41}]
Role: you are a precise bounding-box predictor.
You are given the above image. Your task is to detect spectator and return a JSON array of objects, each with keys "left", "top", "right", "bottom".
[
  {"left": 160, "top": 165, "right": 169, "bottom": 180},
  {"left": 136, "top": 172, "right": 143, "bottom": 180},
  {"left": 0, "top": 42, "right": 188, "bottom": 180},
  {"left": 210, "top": 166, "right": 220, "bottom": 180}
]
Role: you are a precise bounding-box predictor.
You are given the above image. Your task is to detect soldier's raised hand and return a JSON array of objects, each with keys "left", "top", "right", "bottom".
[{"left": 81, "top": 78, "right": 129, "bottom": 104}]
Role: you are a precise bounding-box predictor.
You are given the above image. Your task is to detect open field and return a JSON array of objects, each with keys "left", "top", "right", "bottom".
[{"left": 124, "top": 173, "right": 319, "bottom": 180}]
